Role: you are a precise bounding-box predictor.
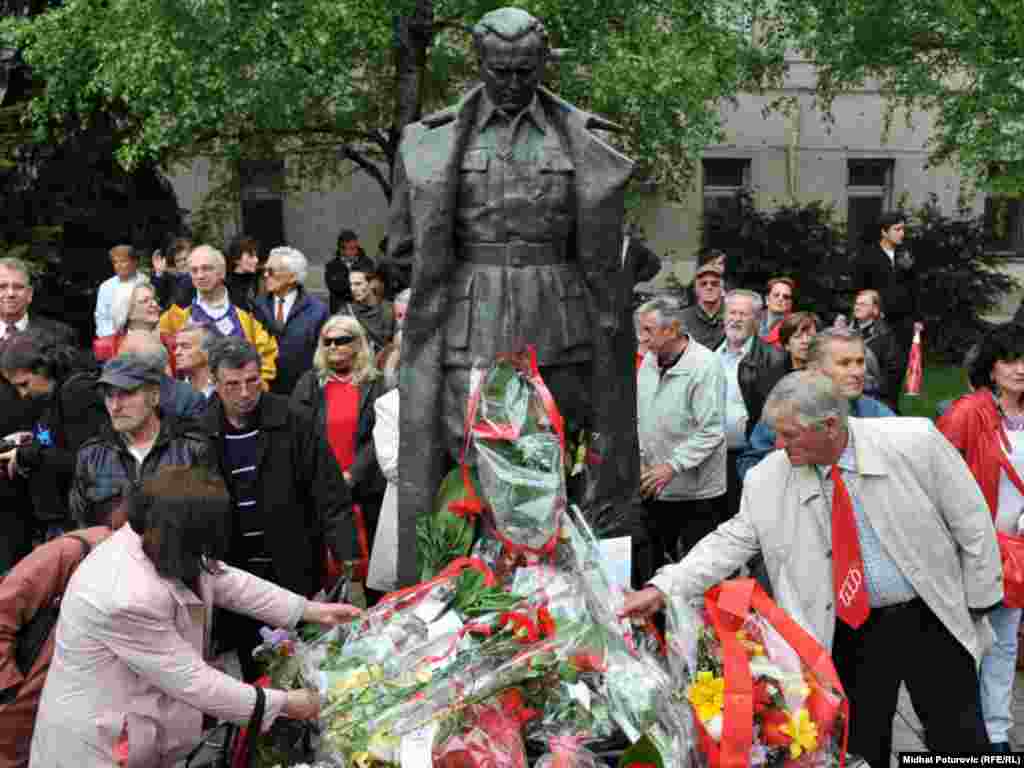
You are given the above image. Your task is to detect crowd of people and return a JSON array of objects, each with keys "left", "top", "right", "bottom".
[{"left": 0, "top": 207, "right": 1018, "bottom": 764}]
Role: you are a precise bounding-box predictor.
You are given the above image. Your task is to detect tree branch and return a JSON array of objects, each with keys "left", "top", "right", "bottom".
[{"left": 340, "top": 143, "right": 391, "bottom": 202}]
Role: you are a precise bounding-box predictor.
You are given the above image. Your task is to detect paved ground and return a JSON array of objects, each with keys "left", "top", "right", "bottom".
[{"left": 891, "top": 670, "right": 1024, "bottom": 764}]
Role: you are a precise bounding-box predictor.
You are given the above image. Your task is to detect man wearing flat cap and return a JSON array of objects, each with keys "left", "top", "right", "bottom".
[
  {"left": 69, "top": 353, "right": 212, "bottom": 525},
  {"left": 388, "top": 7, "right": 637, "bottom": 585}
]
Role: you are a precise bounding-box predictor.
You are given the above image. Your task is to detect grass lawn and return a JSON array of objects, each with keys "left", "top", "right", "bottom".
[{"left": 898, "top": 364, "right": 969, "bottom": 420}]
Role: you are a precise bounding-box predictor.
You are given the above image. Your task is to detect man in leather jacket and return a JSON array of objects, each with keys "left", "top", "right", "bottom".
[{"left": 69, "top": 355, "right": 211, "bottom": 525}]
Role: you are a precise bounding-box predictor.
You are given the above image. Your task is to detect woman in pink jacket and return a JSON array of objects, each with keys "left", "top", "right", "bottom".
[{"left": 29, "top": 466, "right": 361, "bottom": 767}]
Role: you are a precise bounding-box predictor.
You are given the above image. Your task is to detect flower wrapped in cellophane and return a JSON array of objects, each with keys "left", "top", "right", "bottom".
[{"left": 667, "top": 579, "right": 850, "bottom": 768}]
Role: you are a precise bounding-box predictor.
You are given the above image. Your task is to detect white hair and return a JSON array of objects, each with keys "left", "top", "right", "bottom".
[
  {"left": 268, "top": 246, "right": 308, "bottom": 284},
  {"left": 724, "top": 289, "right": 764, "bottom": 316},
  {"left": 112, "top": 277, "right": 154, "bottom": 333},
  {"left": 762, "top": 370, "right": 850, "bottom": 429}
]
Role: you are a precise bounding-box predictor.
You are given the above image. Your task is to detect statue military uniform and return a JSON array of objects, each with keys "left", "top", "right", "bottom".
[{"left": 388, "top": 9, "right": 637, "bottom": 587}]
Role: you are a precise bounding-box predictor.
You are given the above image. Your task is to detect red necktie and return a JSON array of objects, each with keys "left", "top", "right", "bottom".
[
  {"left": 831, "top": 466, "right": 871, "bottom": 628},
  {"left": 276, "top": 298, "right": 284, "bottom": 324}
]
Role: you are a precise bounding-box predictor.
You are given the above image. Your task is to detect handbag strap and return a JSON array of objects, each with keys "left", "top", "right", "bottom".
[{"left": 241, "top": 686, "right": 265, "bottom": 767}]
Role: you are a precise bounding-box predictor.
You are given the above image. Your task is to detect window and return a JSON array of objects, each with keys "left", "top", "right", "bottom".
[
  {"left": 985, "top": 197, "right": 1024, "bottom": 254},
  {"left": 239, "top": 159, "right": 286, "bottom": 250},
  {"left": 702, "top": 158, "right": 751, "bottom": 249},
  {"left": 847, "top": 159, "right": 893, "bottom": 245}
]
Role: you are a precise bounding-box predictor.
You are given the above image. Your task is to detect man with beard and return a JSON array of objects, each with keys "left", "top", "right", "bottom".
[
  {"left": 715, "top": 289, "right": 783, "bottom": 522},
  {"left": 69, "top": 355, "right": 211, "bottom": 525}
]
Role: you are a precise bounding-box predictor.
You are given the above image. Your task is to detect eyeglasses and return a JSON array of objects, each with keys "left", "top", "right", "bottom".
[{"left": 323, "top": 335, "right": 356, "bottom": 347}]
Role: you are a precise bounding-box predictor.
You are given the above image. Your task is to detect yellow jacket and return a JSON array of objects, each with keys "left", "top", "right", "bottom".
[{"left": 159, "top": 303, "right": 278, "bottom": 387}]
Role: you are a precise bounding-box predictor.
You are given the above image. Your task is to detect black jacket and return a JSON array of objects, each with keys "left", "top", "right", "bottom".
[
  {"left": 851, "top": 244, "right": 917, "bottom": 327},
  {"left": 750, "top": 356, "right": 797, "bottom": 433},
  {"left": 25, "top": 315, "right": 77, "bottom": 347},
  {"left": 0, "top": 377, "right": 35, "bottom": 571},
  {"left": 854, "top": 316, "right": 902, "bottom": 412},
  {"left": 259, "top": 287, "right": 331, "bottom": 397},
  {"left": 69, "top": 413, "right": 211, "bottom": 525},
  {"left": 737, "top": 337, "right": 786, "bottom": 437},
  {"left": 324, "top": 255, "right": 375, "bottom": 314},
  {"left": 201, "top": 393, "right": 355, "bottom": 597},
  {"left": 289, "top": 371, "right": 385, "bottom": 503},
  {"left": 16, "top": 371, "right": 109, "bottom": 528}
]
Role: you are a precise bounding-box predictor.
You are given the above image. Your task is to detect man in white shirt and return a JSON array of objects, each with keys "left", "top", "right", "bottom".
[{"left": 94, "top": 245, "right": 146, "bottom": 338}]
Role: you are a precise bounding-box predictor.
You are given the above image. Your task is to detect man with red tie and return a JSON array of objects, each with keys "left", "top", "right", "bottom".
[{"left": 622, "top": 370, "right": 1002, "bottom": 765}]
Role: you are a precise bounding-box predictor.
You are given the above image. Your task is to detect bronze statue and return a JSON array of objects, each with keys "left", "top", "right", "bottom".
[{"left": 389, "top": 7, "right": 638, "bottom": 586}]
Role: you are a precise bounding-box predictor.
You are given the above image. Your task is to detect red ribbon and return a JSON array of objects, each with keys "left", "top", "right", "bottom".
[{"left": 697, "top": 579, "right": 850, "bottom": 768}]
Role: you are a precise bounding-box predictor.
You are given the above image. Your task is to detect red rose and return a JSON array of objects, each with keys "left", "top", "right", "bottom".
[{"left": 761, "top": 708, "right": 793, "bottom": 748}]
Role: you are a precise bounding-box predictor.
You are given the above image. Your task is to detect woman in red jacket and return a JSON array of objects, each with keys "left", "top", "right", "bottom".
[{"left": 938, "top": 322, "right": 1024, "bottom": 754}]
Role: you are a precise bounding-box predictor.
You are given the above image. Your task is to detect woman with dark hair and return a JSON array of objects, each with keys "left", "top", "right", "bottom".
[
  {"left": 938, "top": 323, "right": 1024, "bottom": 754},
  {"left": 29, "top": 466, "right": 361, "bottom": 767},
  {"left": 151, "top": 236, "right": 195, "bottom": 309},
  {"left": 748, "top": 311, "right": 821, "bottom": 430},
  {"left": 0, "top": 330, "right": 106, "bottom": 539},
  {"left": 224, "top": 235, "right": 265, "bottom": 316}
]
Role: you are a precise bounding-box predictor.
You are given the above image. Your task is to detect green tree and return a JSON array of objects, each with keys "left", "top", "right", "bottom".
[
  {"left": 2, "top": 0, "right": 791, "bottom": 211},
  {"left": 781, "top": 0, "right": 1024, "bottom": 196}
]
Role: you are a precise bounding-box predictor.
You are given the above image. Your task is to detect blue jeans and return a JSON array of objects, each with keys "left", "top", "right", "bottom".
[{"left": 980, "top": 604, "right": 1022, "bottom": 743}]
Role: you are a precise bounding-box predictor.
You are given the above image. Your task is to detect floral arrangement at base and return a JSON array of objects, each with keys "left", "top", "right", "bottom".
[{"left": 667, "top": 578, "right": 849, "bottom": 768}]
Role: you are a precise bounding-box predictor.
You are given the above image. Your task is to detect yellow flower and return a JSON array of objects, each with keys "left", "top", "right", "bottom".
[
  {"left": 737, "top": 630, "right": 765, "bottom": 657},
  {"left": 779, "top": 709, "right": 819, "bottom": 759},
  {"left": 352, "top": 751, "right": 373, "bottom": 768},
  {"left": 688, "top": 670, "right": 725, "bottom": 722}
]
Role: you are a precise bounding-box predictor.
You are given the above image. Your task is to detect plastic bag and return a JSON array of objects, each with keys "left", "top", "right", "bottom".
[{"left": 672, "top": 578, "right": 850, "bottom": 768}]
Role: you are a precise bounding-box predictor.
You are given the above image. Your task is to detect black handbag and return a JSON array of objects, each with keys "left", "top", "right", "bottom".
[{"left": 14, "top": 534, "right": 91, "bottom": 676}]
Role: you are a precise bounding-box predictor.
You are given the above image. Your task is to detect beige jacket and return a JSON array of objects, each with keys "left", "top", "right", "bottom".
[
  {"left": 651, "top": 417, "right": 1003, "bottom": 660},
  {"left": 29, "top": 525, "right": 306, "bottom": 767}
]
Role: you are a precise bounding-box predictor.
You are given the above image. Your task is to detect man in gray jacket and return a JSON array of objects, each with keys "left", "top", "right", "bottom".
[
  {"left": 623, "top": 370, "right": 1002, "bottom": 765},
  {"left": 634, "top": 296, "right": 725, "bottom": 584}
]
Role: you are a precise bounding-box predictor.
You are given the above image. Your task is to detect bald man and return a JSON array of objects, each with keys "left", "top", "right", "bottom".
[{"left": 118, "top": 330, "right": 206, "bottom": 419}]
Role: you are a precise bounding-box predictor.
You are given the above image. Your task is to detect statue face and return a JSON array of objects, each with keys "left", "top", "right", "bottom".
[{"left": 479, "top": 34, "right": 545, "bottom": 114}]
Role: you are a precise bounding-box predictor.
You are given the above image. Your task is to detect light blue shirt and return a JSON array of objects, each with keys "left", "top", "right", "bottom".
[
  {"left": 817, "top": 435, "right": 917, "bottom": 608},
  {"left": 94, "top": 273, "right": 145, "bottom": 337},
  {"left": 717, "top": 336, "right": 752, "bottom": 449}
]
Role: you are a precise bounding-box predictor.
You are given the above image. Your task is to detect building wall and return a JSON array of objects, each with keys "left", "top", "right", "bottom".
[{"left": 166, "top": 58, "right": 1015, "bottom": 311}]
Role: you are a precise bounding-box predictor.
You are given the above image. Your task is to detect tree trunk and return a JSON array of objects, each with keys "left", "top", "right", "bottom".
[{"left": 390, "top": 0, "right": 434, "bottom": 186}]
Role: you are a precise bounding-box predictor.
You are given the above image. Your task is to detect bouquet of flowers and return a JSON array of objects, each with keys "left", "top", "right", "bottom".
[{"left": 667, "top": 579, "right": 849, "bottom": 768}]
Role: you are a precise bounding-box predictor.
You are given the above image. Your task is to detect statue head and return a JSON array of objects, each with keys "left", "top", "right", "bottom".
[{"left": 473, "top": 8, "right": 549, "bottom": 115}]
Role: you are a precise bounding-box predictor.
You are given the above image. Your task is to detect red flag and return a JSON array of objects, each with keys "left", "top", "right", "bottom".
[{"left": 904, "top": 322, "right": 923, "bottom": 396}]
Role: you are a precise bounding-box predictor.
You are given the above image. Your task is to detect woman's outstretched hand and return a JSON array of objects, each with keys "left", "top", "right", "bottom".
[{"left": 302, "top": 601, "right": 363, "bottom": 625}]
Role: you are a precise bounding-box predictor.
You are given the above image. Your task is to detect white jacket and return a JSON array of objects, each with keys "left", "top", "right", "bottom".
[
  {"left": 367, "top": 389, "right": 400, "bottom": 592},
  {"left": 651, "top": 417, "right": 1003, "bottom": 660}
]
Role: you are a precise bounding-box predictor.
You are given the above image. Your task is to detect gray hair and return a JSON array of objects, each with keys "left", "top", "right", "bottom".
[
  {"left": 189, "top": 244, "right": 227, "bottom": 272},
  {"left": 179, "top": 322, "right": 215, "bottom": 356},
  {"left": 0, "top": 257, "right": 31, "bottom": 282},
  {"left": 806, "top": 328, "right": 865, "bottom": 370},
  {"left": 763, "top": 370, "right": 850, "bottom": 429},
  {"left": 394, "top": 288, "right": 411, "bottom": 306},
  {"left": 114, "top": 277, "right": 155, "bottom": 332},
  {"left": 207, "top": 336, "right": 261, "bottom": 379},
  {"left": 268, "top": 246, "right": 308, "bottom": 284},
  {"left": 637, "top": 296, "right": 687, "bottom": 333},
  {"left": 724, "top": 289, "right": 764, "bottom": 316}
]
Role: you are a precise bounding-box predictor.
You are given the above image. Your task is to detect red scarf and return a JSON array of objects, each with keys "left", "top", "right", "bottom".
[{"left": 831, "top": 466, "right": 870, "bottom": 628}]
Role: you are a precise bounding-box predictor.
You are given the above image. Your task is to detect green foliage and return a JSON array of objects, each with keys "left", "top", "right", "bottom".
[
  {"left": 3, "top": 0, "right": 791, "bottom": 202},
  {"left": 703, "top": 190, "right": 850, "bottom": 318},
  {"left": 779, "top": 0, "right": 1024, "bottom": 195},
  {"left": 904, "top": 195, "right": 1017, "bottom": 363}
]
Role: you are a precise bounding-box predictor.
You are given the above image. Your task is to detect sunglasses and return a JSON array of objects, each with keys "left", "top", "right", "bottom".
[{"left": 323, "top": 335, "right": 357, "bottom": 347}]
